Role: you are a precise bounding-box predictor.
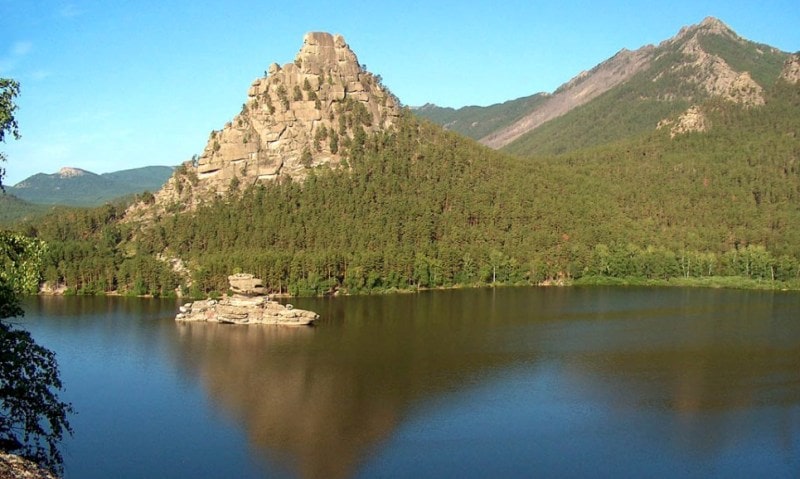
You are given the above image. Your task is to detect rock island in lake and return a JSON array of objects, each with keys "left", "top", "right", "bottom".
[{"left": 176, "top": 274, "right": 318, "bottom": 326}]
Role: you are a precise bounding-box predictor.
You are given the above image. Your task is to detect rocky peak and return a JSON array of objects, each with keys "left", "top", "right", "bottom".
[
  {"left": 696, "top": 16, "right": 734, "bottom": 36},
  {"left": 142, "top": 32, "right": 401, "bottom": 213},
  {"left": 296, "top": 32, "right": 361, "bottom": 77},
  {"left": 670, "top": 16, "right": 736, "bottom": 44},
  {"left": 660, "top": 17, "right": 765, "bottom": 107},
  {"left": 58, "top": 166, "right": 88, "bottom": 178}
]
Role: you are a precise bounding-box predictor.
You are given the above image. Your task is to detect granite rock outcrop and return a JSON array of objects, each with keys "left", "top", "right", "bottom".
[
  {"left": 176, "top": 274, "right": 318, "bottom": 326},
  {"left": 779, "top": 54, "right": 800, "bottom": 84},
  {"left": 142, "top": 32, "right": 401, "bottom": 214}
]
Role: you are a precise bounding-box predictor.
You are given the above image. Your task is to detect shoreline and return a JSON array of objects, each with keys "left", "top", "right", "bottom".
[{"left": 35, "top": 275, "right": 800, "bottom": 300}]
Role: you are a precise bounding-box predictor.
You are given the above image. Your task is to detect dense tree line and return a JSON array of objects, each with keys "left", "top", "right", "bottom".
[
  {"left": 18, "top": 80, "right": 800, "bottom": 296},
  {"left": 21, "top": 202, "right": 178, "bottom": 296}
]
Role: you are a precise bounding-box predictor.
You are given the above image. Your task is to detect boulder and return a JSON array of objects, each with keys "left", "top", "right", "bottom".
[
  {"left": 176, "top": 295, "right": 318, "bottom": 326},
  {"left": 176, "top": 273, "right": 318, "bottom": 326}
]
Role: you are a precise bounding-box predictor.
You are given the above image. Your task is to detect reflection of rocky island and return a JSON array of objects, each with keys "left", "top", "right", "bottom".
[
  {"left": 169, "top": 290, "right": 524, "bottom": 479},
  {"left": 176, "top": 274, "right": 318, "bottom": 325},
  {"left": 168, "top": 287, "right": 800, "bottom": 478}
]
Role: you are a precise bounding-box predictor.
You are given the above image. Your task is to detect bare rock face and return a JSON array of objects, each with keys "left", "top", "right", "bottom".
[
  {"left": 0, "top": 452, "right": 58, "bottom": 479},
  {"left": 176, "top": 273, "right": 318, "bottom": 326},
  {"left": 227, "top": 273, "right": 265, "bottom": 296},
  {"left": 481, "top": 46, "right": 654, "bottom": 148},
  {"left": 176, "top": 296, "right": 318, "bottom": 326},
  {"left": 675, "top": 35, "right": 765, "bottom": 106},
  {"left": 146, "top": 32, "right": 401, "bottom": 212},
  {"left": 657, "top": 105, "right": 710, "bottom": 137},
  {"left": 779, "top": 54, "right": 800, "bottom": 84}
]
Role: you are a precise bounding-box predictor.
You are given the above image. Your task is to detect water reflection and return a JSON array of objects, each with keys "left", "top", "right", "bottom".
[
  {"left": 165, "top": 287, "right": 800, "bottom": 478},
  {"left": 168, "top": 290, "right": 534, "bottom": 479}
]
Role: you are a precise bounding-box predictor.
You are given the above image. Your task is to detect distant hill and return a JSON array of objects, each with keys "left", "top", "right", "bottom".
[
  {"left": 414, "top": 17, "right": 792, "bottom": 157},
  {"left": 7, "top": 165, "right": 173, "bottom": 207},
  {"left": 0, "top": 193, "right": 51, "bottom": 226},
  {"left": 412, "top": 93, "right": 548, "bottom": 140}
]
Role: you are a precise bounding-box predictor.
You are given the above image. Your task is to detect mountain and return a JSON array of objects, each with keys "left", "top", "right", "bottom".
[
  {"left": 134, "top": 32, "right": 401, "bottom": 216},
  {"left": 7, "top": 165, "right": 173, "bottom": 207},
  {"left": 415, "top": 17, "right": 791, "bottom": 156},
  {"left": 0, "top": 192, "right": 51, "bottom": 226},
  {"left": 21, "top": 28, "right": 800, "bottom": 297}
]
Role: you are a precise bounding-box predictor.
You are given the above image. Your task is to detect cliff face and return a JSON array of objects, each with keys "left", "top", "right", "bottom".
[{"left": 144, "top": 32, "right": 401, "bottom": 213}]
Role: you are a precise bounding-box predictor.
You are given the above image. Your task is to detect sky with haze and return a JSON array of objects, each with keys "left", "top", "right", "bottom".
[{"left": 1, "top": 0, "right": 798, "bottom": 185}]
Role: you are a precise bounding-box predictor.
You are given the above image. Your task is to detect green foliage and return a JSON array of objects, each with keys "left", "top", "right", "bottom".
[
  {"left": 330, "top": 130, "right": 339, "bottom": 154},
  {"left": 0, "top": 79, "right": 20, "bottom": 144},
  {"left": 300, "top": 148, "right": 313, "bottom": 167},
  {"left": 5, "top": 166, "right": 173, "bottom": 207},
  {"left": 0, "top": 321, "right": 74, "bottom": 474},
  {"left": 20, "top": 79, "right": 800, "bottom": 297},
  {"left": 276, "top": 85, "right": 289, "bottom": 110},
  {"left": 0, "top": 232, "right": 72, "bottom": 474},
  {"left": 0, "top": 232, "right": 45, "bottom": 296},
  {"left": 1, "top": 78, "right": 21, "bottom": 189},
  {"left": 0, "top": 195, "right": 50, "bottom": 227},
  {"left": 21, "top": 204, "right": 178, "bottom": 296}
]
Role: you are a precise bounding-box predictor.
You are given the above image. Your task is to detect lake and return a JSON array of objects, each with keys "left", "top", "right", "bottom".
[{"left": 16, "top": 287, "right": 800, "bottom": 478}]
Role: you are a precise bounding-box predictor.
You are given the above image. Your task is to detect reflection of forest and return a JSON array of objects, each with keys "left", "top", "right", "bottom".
[
  {"left": 167, "top": 288, "right": 800, "bottom": 478},
  {"left": 554, "top": 289, "right": 800, "bottom": 457},
  {"left": 168, "top": 290, "right": 532, "bottom": 479}
]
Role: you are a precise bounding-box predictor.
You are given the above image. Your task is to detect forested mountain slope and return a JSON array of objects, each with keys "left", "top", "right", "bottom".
[
  {"left": 24, "top": 76, "right": 800, "bottom": 295},
  {"left": 7, "top": 166, "right": 172, "bottom": 207},
  {"left": 12, "top": 28, "right": 800, "bottom": 297}
]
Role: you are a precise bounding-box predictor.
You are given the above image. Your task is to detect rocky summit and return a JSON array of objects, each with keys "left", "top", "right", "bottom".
[{"left": 146, "top": 32, "right": 401, "bottom": 212}]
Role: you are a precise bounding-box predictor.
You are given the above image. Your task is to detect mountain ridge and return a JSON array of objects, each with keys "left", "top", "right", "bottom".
[
  {"left": 415, "top": 16, "right": 792, "bottom": 155},
  {"left": 19, "top": 25, "right": 800, "bottom": 297},
  {"left": 6, "top": 165, "right": 173, "bottom": 207}
]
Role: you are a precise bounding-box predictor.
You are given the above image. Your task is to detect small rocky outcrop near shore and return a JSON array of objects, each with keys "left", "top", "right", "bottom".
[
  {"left": 0, "top": 452, "right": 58, "bottom": 479},
  {"left": 176, "top": 274, "right": 318, "bottom": 326}
]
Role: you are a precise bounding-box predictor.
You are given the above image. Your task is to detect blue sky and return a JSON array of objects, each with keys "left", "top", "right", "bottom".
[{"left": 1, "top": 0, "right": 798, "bottom": 185}]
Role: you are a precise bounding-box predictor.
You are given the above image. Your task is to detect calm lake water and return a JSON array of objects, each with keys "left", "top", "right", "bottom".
[{"left": 17, "top": 287, "right": 800, "bottom": 478}]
